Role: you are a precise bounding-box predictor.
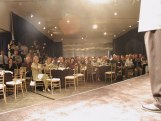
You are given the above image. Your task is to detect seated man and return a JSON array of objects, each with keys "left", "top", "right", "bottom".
[{"left": 21, "top": 54, "right": 32, "bottom": 78}]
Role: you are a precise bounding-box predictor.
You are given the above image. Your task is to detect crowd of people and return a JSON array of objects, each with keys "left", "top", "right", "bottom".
[{"left": 0, "top": 40, "right": 148, "bottom": 81}]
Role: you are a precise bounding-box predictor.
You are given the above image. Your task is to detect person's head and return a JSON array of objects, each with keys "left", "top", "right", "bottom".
[
  {"left": 14, "top": 50, "right": 19, "bottom": 55},
  {"left": 33, "top": 56, "right": 39, "bottom": 64},
  {"left": 46, "top": 57, "right": 52, "bottom": 64},
  {"left": 8, "top": 58, "right": 13, "bottom": 64},
  {"left": 0, "top": 50, "right": 4, "bottom": 55},
  {"left": 25, "top": 55, "right": 32, "bottom": 64}
]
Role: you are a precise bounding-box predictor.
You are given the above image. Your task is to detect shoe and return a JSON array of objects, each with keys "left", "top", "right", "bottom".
[
  {"left": 47, "top": 88, "right": 51, "bottom": 92},
  {"left": 142, "top": 103, "right": 161, "bottom": 113}
]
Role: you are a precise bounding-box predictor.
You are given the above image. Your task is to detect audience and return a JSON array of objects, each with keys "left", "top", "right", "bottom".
[{"left": 0, "top": 50, "right": 8, "bottom": 69}]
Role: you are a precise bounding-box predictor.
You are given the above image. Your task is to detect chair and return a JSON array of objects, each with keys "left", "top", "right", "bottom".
[
  {"left": 20, "top": 67, "right": 27, "bottom": 92},
  {"left": 86, "top": 64, "right": 98, "bottom": 82},
  {"left": 6, "top": 70, "right": 24, "bottom": 100},
  {"left": 44, "top": 69, "right": 61, "bottom": 94},
  {"left": 74, "top": 66, "right": 86, "bottom": 86},
  {"left": 34, "top": 74, "right": 45, "bottom": 92},
  {"left": 31, "top": 67, "right": 45, "bottom": 92},
  {"left": 65, "top": 68, "right": 77, "bottom": 90},
  {"left": 127, "top": 68, "right": 134, "bottom": 78},
  {"left": 105, "top": 63, "right": 116, "bottom": 83},
  {"left": 0, "top": 71, "right": 6, "bottom": 103}
]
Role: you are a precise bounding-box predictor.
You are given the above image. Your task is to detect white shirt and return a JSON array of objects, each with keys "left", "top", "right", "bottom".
[{"left": 138, "top": 0, "right": 161, "bottom": 32}]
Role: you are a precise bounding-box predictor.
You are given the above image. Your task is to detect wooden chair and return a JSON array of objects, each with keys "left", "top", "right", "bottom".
[
  {"left": 65, "top": 68, "right": 77, "bottom": 90},
  {"left": 20, "top": 67, "right": 27, "bottom": 92},
  {"left": 105, "top": 63, "right": 116, "bottom": 83},
  {"left": 6, "top": 70, "right": 24, "bottom": 100},
  {"left": 34, "top": 74, "right": 45, "bottom": 92},
  {"left": 44, "top": 69, "right": 61, "bottom": 94},
  {"left": 86, "top": 64, "right": 98, "bottom": 82},
  {"left": 0, "top": 71, "right": 6, "bottom": 103},
  {"left": 74, "top": 66, "right": 86, "bottom": 86}
]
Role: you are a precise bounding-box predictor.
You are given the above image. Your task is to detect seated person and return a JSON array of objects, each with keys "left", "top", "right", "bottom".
[
  {"left": 21, "top": 54, "right": 32, "bottom": 78},
  {"left": 31, "top": 56, "right": 49, "bottom": 91},
  {"left": 44, "top": 57, "right": 54, "bottom": 71},
  {"left": 6, "top": 58, "right": 18, "bottom": 74}
]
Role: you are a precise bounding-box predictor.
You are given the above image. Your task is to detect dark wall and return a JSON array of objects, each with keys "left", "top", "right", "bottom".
[
  {"left": 12, "top": 12, "right": 62, "bottom": 57},
  {"left": 113, "top": 28, "right": 146, "bottom": 55},
  {"left": 0, "top": 32, "right": 12, "bottom": 55}
]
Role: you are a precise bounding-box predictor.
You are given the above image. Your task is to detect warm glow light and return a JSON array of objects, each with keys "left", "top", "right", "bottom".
[
  {"left": 114, "top": 35, "right": 116, "bottom": 37},
  {"left": 66, "top": 20, "right": 70, "bottom": 23},
  {"left": 89, "top": 0, "right": 106, "bottom": 3},
  {"left": 30, "top": 14, "right": 34, "bottom": 18},
  {"left": 92, "top": 24, "right": 98, "bottom": 29},
  {"left": 81, "top": 37, "right": 84, "bottom": 39},
  {"left": 55, "top": 26, "right": 57, "bottom": 29},
  {"left": 129, "top": 25, "right": 132, "bottom": 28},
  {"left": 51, "top": 34, "right": 53, "bottom": 36},
  {"left": 43, "top": 26, "right": 46, "bottom": 30},
  {"left": 123, "top": 29, "right": 126, "bottom": 32},
  {"left": 38, "top": 21, "right": 41, "bottom": 25},
  {"left": 104, "top": 32, "right": 107, "bottom": 35},
  {"left": 114, "top": 12, "right": 118, "bottom": 16}
]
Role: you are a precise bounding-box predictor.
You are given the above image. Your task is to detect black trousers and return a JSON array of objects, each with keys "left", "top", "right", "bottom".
[{"left": 145, "top": 30, "right": 161, "bottom": 105}]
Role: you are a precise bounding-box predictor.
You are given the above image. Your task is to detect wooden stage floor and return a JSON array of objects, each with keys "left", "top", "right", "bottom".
[{"left": 0, "top": 75, "right": 160, "bottom": 121}]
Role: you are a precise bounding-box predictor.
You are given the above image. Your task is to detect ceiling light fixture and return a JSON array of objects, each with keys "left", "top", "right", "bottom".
[
  {"left": 30, "top": 14, "right": 34, "bottom": 18},
  {"left": 38, "top": 21, "right": 41, "bottom": 25},
  {"left": 114, "top": 12, "right": 118, "bottom": 16},
  {"left": 43, "top": 26, "right": 46, "bottom": 30},
  {"left": 129, "top": 25, "right": 132, "bottom": 28},
  {"left": 104, "top": 32, "right": 107, "bottom": 35},
  {"left": 66, "top": 20, "right": 70, "bottom": 23},
  {"left": 92, "top": 24, "right": 98, "bottom": 29}
]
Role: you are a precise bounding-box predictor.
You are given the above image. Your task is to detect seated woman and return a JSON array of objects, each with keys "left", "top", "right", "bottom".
[
  {"left": 44, "top": 57, "right": 54, "bottom": 71},
  {"left": 31, "top": 55, "right": 49, "bottom": 91},
  {"left": 6, "top": 58, "right": 18, "bottom": 74}
]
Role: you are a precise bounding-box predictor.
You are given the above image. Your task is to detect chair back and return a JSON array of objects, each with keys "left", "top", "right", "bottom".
[
  {"left": 0, "top": 71, "right": 4, "bottom": 85},
  {"left": 44, "top": 69, "right": 52, "bottom": 79},
  {"left": 110, "top": 63, "right": 116, "bottom": 72},
  {"left": 20, "top": 67, "right": 27, "bottom": 79},
  {"left": 14, "top": 69, "right": 20, "bottom": 79},
  {"left": 87, "top": 64, "right": 96, "bottom": 74},
  {"left": 74, "top": 65, "right": 79, "bottom": 74}
]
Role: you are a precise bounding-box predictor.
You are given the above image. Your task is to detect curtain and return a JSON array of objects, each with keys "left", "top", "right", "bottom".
[{"left": 12, "top": 12, "right": 62, "bottom": 57}]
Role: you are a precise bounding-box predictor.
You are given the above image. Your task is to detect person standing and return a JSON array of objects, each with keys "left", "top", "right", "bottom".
[
  {"left": 139, "top": 0, "right": 161, "bottom": 112},
  {"left": 0, "top": 50, "right": 8, "bottom": 69}
]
